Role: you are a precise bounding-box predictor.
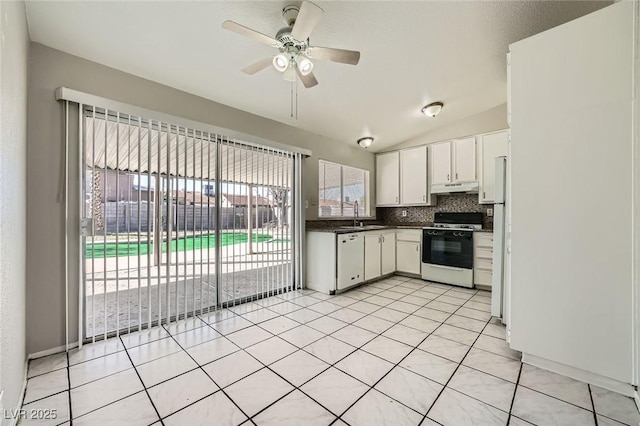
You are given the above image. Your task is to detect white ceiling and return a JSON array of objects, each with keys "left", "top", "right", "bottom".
[{"left": 25, "top": 1, "right": 609, "bottom": 152}]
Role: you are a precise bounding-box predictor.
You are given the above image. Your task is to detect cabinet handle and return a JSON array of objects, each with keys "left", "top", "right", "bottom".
[
  {"left": 447, "top": 174, "right": 450, "bottom": 181},
  {"left": 415, "top": 245, "right": 419, "bottom": 252},
  {"left": 456, "top": 173, "right": 459, "bottom": 180},
  {"left": 483, "top": 191, "right": 486, "bottom": 198},
  {"left": 396, "top": 196, "right": 399, "bottom": 202},
  {"left": 422, "top": 195, "right": 426, "bottom": 201}
]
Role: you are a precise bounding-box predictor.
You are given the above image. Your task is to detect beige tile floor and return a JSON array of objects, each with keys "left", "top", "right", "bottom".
[{"left": 19, "top": 276, "right": 640, "bottom": 425}]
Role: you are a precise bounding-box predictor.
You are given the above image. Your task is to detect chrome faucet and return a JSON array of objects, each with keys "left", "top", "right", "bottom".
[{"left": 353, "top": 200, "right": 359, "bottom": 227}]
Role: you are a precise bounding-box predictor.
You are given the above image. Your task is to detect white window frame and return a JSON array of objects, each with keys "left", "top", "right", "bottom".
[{"left": 318, "top": 159, "right": 371, "bottom": 218}]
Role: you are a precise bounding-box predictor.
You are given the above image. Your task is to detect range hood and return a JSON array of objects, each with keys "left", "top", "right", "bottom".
[{"left": 431, "top": 181, "right": 479, "bottom": 194}]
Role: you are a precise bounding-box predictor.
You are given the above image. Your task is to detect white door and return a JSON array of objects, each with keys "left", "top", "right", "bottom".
[
  {"left": 364, "top": 234, "right": 381, "bottom": 281},
  {"left": 454, "top": 137, "right": 476, "bottom": 182},
  {"left": 401, "top": 146, "right": 428, "bottom": 204},
  {"left": 381, "top": 232, "right": 396, "bottom": 275},
  {"left": 376, "top": 152, "right": 400, "bottom": 205},
  {"left": 396, "top": 241, "right": 421, "bottom": 275},
  {"left": 430, "top": 141, "right": 451, "bottom": 185},
  {"left": 480, "top": 131, "right": 508, "bottom": 203}
]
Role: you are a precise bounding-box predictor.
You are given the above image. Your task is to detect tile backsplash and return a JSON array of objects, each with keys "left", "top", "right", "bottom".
[{"left": 378, "top": 194, "right": 493, "bottom": 229}]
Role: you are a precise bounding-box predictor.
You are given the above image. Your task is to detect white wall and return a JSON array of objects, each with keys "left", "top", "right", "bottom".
[
  {"left": 384, "top": 103, "right": 508, "bottom": 152},
  {"left": 26, "top": 43, "right": 375, "bottom": 354},
  {"left": 0, "top": 0, "right": 29, "bottom": 421},
  {"left": 510, "top": 1, "right": 633, "bottom": 384}
]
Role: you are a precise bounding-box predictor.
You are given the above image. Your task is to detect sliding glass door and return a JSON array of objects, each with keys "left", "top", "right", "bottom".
[{"left": 80, "top": 106, "right": 299, "bottom": 342}]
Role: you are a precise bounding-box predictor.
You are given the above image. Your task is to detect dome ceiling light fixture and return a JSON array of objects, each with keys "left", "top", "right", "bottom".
[
  {"left": 422, "top": 102, "right": 444, "bottom": 117},
  {"left": 357, "top": 137, "right": 374, "bottom": 149}
]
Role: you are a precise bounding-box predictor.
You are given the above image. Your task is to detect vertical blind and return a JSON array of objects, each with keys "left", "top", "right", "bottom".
[{"left": 63, "top": 99, "right": 305, "bottom": 344}]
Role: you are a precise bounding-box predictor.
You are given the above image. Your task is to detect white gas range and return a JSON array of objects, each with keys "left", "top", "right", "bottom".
[{"left": 421, "top": 212, "right": 483, "bottom": 288}]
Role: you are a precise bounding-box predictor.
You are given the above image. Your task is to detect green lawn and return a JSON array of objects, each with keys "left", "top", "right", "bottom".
[{"left": 86, "top": 232, "right": 279, "bottom": 259}]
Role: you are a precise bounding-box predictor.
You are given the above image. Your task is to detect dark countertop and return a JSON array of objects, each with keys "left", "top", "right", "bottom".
[
  {"left": 306, "top": 225, "right": 397, "bottom": 234},
  {"left": 307, "top": 225, "right": 494, "bottom": 234}
]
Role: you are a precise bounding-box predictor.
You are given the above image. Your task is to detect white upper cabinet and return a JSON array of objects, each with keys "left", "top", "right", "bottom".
[
  {"left": 479, "top": 130, "right": 508, "bottom": 204},
  {"left": 376, "top": 151, "right": 400, "bottom": 206},
  {"left": 376, "top": 147, "right": 432, "bottom": 206},
  {"left": 400, "top": 146, "right": 429, "bottom": 205},
  {"left": 430, "top": 141, "right": 452, "bottom": 185},
  {"left": 453, "top": 137, "right": 477, "bottom": 182}
]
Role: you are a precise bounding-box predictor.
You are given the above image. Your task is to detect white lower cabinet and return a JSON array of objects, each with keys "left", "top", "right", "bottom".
[
  {"left": 307, "top": 229, "right": 400, "bottom": 294},
  {"left": 474, "top": 232, "right": 493, "bottom": 287},
  {"left": 364, "top": 233, "right": 382, "bottom": 281},
  {"left": 364, "top": 230, "right": 396, "bottom": 281},
  {"left": 396, "top": 229, "right": 422, "bottom": 275},
  {"left": 381, "top": 232, "right": 396, "bottom": 275}
]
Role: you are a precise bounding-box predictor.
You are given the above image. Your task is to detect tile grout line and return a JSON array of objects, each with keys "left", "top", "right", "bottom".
[
  {"left": 160, "top": 322, "right": 256, "bottom": 425},
  {"left": 243, "top": 280, "right": 483, "bottom": 422},
  {"left": 588, "top": 384, "right": 599, "bottom": 426},
  {"left": 242, "top": 279, "right": 437, "bottom": 422},
  {"left": 193, "top": 279, "right": 467, "bottom": 422},
  {"left": 421, "top": 311, "right": 495, "bottom": 424},
  {"left": 66, "top": 352, "right": 73, "bottom": 425},
  {"left": 118, "top": 334, "right": 165, "bottom": 426},
  {"left": 506, "top": 361, "right": 523, "bottom": 425},
  {"left": 39, "top": 278, "right": 492, "bottom": 425},
  {"left": 327, "top": 285, "right": 483, "bottom": 423}
]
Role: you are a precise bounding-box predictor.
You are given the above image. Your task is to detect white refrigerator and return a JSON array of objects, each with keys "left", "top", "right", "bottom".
[{"left": 491, "top": 156, "right": 509, "bottom": 332}]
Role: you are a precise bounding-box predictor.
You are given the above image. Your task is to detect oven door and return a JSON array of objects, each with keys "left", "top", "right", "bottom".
[{"left": 422, "top": 229, "right": 473, "bottom": 269}]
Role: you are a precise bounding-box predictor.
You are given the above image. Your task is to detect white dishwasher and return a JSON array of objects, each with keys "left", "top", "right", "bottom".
[{"left": 337, "top": 232, "right": 365, "bottom": 291}]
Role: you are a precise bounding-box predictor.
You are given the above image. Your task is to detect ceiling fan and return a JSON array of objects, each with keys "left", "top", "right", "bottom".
[{"left": 222, "top": 1, "right": 361, "bottom": 88}]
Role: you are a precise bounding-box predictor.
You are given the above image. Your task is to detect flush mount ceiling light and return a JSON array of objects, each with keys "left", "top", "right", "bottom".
[
  {"left": 357, "top": 137, "right": 374, "bottom": 148},
  {"left": 422, "top": 102, "right": 444, "bottom": 117}
]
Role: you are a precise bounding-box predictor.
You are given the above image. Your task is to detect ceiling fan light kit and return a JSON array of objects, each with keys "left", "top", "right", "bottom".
[
  {"left": 357, "top": 137, "right": 374, "bottom": 148},
  {"left": 422, "top": 102, "right": 444, "bottom": 117},
  {"left": 272, "top": 54, "right": 289, "bottom": 72},
  {"left": 222, "top": 1, "right": 361, "bottom": 90},
  {"left": 295, "top": 56, "right": 314, "bottom": 76}
]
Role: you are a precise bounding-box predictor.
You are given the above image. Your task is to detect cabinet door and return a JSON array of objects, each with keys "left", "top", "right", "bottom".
[
  {"left": 454, "top": 137, "right": 477, "bottom": 182},
  {"left": 376, "top": 152, "right": 400, "bottom": 205},
  {"left": 396, "top": 241, "right": 421, "bottom": 275},
  {"left": 430, "top": 141, "right": 452, "bottom": 185},
  {"left": 400, "top": 146, "right": 428, "bottom": 205},
  {"left": 381, "top": 232, "right": 396, "bottom": 275},
  {"left": 480, "top": 131, "right": 508, "bottom": 203},
  {"left": 364, "top": 234, "right": 382, "bottom": 281}
]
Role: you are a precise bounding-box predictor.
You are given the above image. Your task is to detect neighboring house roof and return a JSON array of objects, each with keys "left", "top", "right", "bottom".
[
  {"left": 223, "top": 194, "right": 272, "bottom": 206},
  {"left": 169, "top": 190, "right": 215, "bottom": 205}
]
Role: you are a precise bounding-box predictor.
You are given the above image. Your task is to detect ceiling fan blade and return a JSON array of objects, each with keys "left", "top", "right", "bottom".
[
  {"left": 222, "top": 20, "right": 278, "bottom": 46},
  {"left": 295, "top": 66, "right": 318, "bottom": 88},
  {"left": 309, "top": 46, "right": 361, "bottom": 65},
  {"left": 242, "top": 57, "right": 273, "bottom": 75},
  {"left": 291, "top": 1, "right": 323, "bottom": 42}
]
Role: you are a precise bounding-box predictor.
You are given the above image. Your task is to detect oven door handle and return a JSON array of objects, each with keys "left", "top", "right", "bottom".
[{"left": 428, "top": 264, "right": 465, "bottom": 271}]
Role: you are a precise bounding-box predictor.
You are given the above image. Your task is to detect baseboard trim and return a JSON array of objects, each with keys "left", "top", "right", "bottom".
[
  {"left": 7, "top": 359, "right": 29, "bottom": 426},
  {"left": 28, "top": 342, "right": 78, "bottom": 360},
  {"left": 394, "top": 272, "right": 421, "bottom": 279},
  {"left": 522, "top": 353, "right": 635, "bottom": 397}
]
